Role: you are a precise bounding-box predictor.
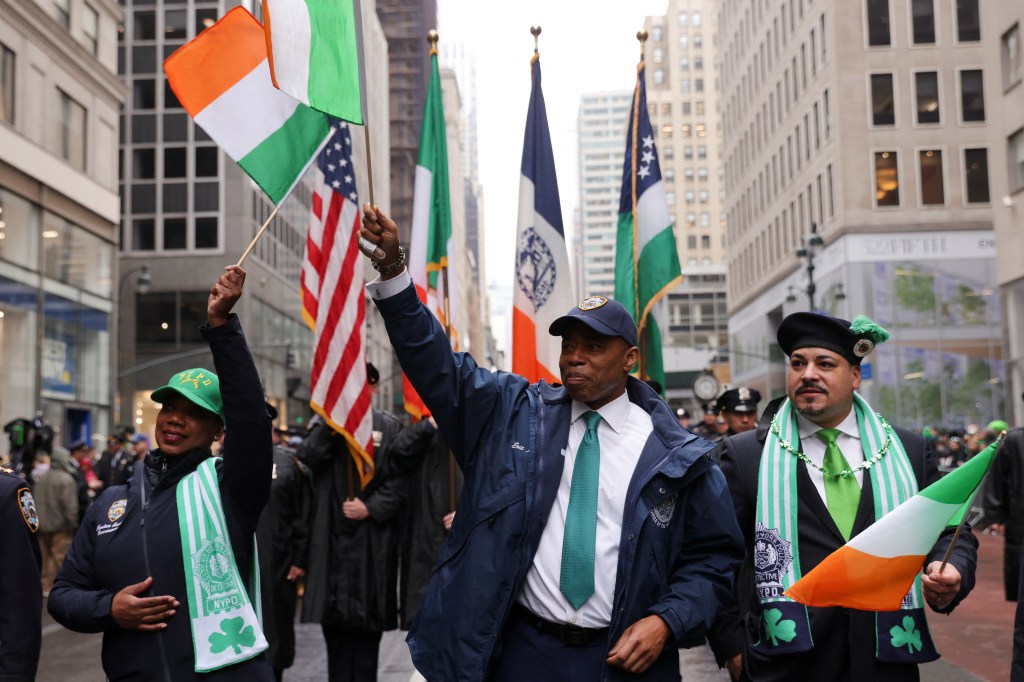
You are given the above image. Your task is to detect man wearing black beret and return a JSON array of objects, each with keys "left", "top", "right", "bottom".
[{"left": 708, "top": 312, "right": 978, "bottom": 681}]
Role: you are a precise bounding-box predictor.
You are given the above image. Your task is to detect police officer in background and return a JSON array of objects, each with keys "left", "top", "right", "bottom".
[
  {"left": 0, "top": 464, "right": 42, "bottom": 681},
  {"left": 691, "top": 404, "right": 719, "bottom": 440},
  {"left": 716, "top": 387, "right": 762, "bottom": 437}
]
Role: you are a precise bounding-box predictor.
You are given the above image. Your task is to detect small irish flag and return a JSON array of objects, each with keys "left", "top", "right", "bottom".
[
  {"left": 262, "top": 0, "right": 365, "bottom": 124},
  {"left": 164, "top": 7, "right": 331, "bottom": 204},
  {"left": 785, "top": 438, "right": 1000, "bottom": 611}
]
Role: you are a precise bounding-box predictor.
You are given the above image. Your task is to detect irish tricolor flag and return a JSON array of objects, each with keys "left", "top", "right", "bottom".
[
  {"left": 262, "top": 0, "right": 365, "bottom": 124},
  {"left": 614, "top": 60, "right": 682, "bottom": 390},
  {"left": 164, "top": 7, "right": 331, "bottom": 204},
  {"left": 785, "top": 437, "right": 1000, "bottom": 611}
]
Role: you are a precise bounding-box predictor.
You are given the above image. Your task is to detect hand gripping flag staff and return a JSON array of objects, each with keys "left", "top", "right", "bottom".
[
  {"left": 511, "top": 27, "right": 576, "bottom": 384},
  {"left": 613, "top": 31, "right": 683, "bottom": 393}
]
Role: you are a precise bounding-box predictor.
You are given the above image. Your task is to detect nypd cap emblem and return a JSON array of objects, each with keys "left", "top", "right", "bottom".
[
  {"left": 578, "top": 296, "right": 608, "bottom": 311},
  {"left": 853, "top": 338, "right": 874, "bottom": 358}
]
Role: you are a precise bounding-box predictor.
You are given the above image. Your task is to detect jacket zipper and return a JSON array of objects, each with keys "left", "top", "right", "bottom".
[{"left": 140, "top": 470, "right": 173, "bottom": 682}]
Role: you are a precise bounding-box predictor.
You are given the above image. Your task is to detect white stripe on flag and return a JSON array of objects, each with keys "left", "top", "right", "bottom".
[
  {"left": 847, "top": 495, "right": 961, "bottom": 557},
  {"left": 266, "top": 0, "right": 313, "bottom": 103},
  {"left": 409, "top": 164, "right": 432, "bottom": 287},
  {"left": 635, "top": 179, "right": 672, "bottom": 252},
  {"left": 193, "top": 60, "right": 300, "bottom": 161}
]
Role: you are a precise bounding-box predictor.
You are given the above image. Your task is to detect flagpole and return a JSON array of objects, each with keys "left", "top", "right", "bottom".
[
  {"left": 938, "top": 430, "right": 1006, "bottom": 573},
  {"left": 635, "top": 30, "right": 647, "bottom": 379},
  {"left": 236, "top": 201, "right": 284, "bottom": 266}
]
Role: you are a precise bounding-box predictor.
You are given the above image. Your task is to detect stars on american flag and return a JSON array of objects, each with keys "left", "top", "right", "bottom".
[{"left": 319, "top": 120, "right": 358, "bottom": 203}]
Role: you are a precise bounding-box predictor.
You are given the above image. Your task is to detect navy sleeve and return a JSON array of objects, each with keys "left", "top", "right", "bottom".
[
  {"left": 0, "top": 478, "right": 42, "bottom": 680},
  {"left": 202, "top": 314, "right": 273, "bottom": 535},
  {"left": 47, "top": 500, "right": 115, "bottom": 634},
  {"left": 373, "top": 283, "right": 528, "bottom": 469}
]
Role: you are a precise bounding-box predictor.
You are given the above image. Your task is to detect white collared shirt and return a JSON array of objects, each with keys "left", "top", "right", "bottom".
[
  {"left": 795, "top": 409, "right": 865, "bottom": 503},
  {"left": 518, "top": 391, "right": 653, "bottom": 628}
]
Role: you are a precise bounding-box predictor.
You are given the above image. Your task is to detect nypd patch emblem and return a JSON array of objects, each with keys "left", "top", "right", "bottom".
[
  {"left": 649, "top": 493, "right": 678, "bottom": 529},
  {"left": 108, "top": 498, "right": 127, "bottom": 522},
  {"left": 753, "top": 523, "right": 794, "bottom": 601},
  {"left": 18, "top": 488, "right": 39, "bottom": 533}
]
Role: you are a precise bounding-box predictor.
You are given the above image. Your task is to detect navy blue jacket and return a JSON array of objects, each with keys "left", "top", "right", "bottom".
[
  {"left": 48, "top": 315, "right": 274, "bottom": 682},
  {"left": 373, "top": 283, "right": 744, "bottom": 682},
  {"left": 0, "top": 469, "right": 41, "bottom": 682}
]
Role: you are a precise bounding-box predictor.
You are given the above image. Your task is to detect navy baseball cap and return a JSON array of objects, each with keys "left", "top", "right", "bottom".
[{"left": 548, "top": 296, "right": 638, "bottom": 348}]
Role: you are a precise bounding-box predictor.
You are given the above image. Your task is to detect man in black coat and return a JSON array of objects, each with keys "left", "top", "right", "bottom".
[
  {"left": 298, "top": 364, "right": 409, "bottom": 682},
  {"left": 0, "top": 465, "right": 41, "bottom": 682},
  {"left": 983, "top": 425, "right": 1024, "bottom": 602},
  {"left": 708, "top": 312, "right": 977, "bottom": 681}
]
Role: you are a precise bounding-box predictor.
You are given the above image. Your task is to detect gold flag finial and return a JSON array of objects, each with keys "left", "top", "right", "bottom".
[
  {"left": 427, "top": 29, "right": 439, "bottom": 53},
  {"left": 637, "top": 29, "right": 648, "bottom": 60},
  {"left": 531, "top": 26, "right": 541, "bottom": 53}
]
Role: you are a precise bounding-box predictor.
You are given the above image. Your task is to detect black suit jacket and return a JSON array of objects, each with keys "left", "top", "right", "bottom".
[{"left": 708, "top": 397, "right": 978, "bottom": 682}]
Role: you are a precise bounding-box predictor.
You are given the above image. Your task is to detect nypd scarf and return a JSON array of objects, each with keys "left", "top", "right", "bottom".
[
  {"left": 176, "top": 457, "right": 268, "bottom": 672},
  {"left": 753, "top": 394, "right": 938, "bottom": 663}
]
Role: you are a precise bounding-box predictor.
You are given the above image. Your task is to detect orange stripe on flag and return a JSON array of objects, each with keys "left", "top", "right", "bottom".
[
  {"left": 512, "top": 307, "right": 560, "bottom": 385},
  {"left": 783, "top": 545, "right": 926, "bottom": 611},
  {"left": 164, "top": 7, "right": 267, "bottom": 117}
]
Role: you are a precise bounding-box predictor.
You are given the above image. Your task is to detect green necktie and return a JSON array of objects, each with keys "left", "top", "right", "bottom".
[
  {"left": 560, "top": 410, "right": 603, "bottom": 609},
  {"left": 816, "top": 428, "right": 861, "bottom": 541}
]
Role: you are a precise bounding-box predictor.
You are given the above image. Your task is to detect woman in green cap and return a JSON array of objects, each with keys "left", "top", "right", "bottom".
[{"left": 49, "top": 266, "right": 275, "bottom": 681}]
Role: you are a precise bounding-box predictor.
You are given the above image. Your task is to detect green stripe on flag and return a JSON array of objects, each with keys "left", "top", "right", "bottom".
[
  {"left": 637, "top": 225, "right": 683, "bottom": 324},
  {"left": 919, "top": 439, "right": 999, "bottom": 507},
  {"left": 419, "top": 52, "right": 451, "bottom": 290},
  {"left": 239, "top": 106, "right": 330, "bottom": 204},
  {"left": 305, "top": 0, "right": 363, "bottom": 124}
]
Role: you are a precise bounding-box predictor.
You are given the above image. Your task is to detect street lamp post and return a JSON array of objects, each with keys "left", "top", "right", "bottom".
[
  {"left": 784, "top": 223, "right": 845, "bottom": 313},
  {"left": 117, "top": 265, "right": 151, "bottom": 427}
]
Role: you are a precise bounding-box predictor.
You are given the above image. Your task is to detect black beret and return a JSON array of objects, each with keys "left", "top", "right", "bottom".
[
  {"left": 777, "top": 312, "right": 889, "bottom": 365},
  {"left": 718, "top": 387, "right": 762, "bottom": 413}
]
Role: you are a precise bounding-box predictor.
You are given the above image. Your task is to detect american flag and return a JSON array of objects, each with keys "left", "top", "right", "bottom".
[{"left": 301, "top": 120, "right": 373, "bottom": 486}]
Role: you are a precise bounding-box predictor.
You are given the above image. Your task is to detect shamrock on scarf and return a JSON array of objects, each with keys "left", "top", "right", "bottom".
[
  {"left": 889, "top": 615, "right": 922, "bottom": 653},
  {"left": 209, "top": 616, "right": 257, "bottom": 655},
  {"left": 762, "top": 608, "right": 797, "bottom": 646}
]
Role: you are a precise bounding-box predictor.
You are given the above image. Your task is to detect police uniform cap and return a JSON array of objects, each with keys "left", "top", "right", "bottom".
[
  {"left": 676, "top": 407, "right": 689, "bottom": 418},
  {"left": 548, "top": 296, "right": 638, "bottom": 348},
  {"left": 777, "top": 312, "right": 890, "bottom": 366},
  {"left": 69, "top": 439, "right": 89, "bottom": 452},
  {"left": 366, "top": 362, "right": 380, "bottom": 385},
  {"left": 717, "top": 387, "right": 762, "bottom": 413}
]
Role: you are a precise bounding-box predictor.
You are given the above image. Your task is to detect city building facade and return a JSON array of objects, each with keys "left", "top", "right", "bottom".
[
  {"left": 720, "top": 0, "right": 1002, "bottom": 429},
  {"left": 0, "top": 0, "right": 125, "bottom": 447}
]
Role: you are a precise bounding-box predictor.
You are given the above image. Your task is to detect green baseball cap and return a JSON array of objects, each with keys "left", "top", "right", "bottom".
[{"left": 150, "top": 368, "right": 225, "bottom": 424}]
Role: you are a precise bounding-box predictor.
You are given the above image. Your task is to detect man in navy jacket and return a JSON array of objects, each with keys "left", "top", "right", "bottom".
[{"left": 358, "top": 205, "right": 743, "bottom": 681}]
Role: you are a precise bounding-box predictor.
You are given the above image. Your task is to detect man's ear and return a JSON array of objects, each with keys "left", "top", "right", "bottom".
[{"left": 624, "top": 346, "right": 640, "bottom": 373}]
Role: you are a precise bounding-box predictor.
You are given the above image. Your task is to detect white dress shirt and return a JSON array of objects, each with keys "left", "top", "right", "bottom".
[
  {"left": 795, "top": 409, "right": 865, "bottom": 503},
  {"left": 518, "top": 391, "right": 653, "bottom": 627}
]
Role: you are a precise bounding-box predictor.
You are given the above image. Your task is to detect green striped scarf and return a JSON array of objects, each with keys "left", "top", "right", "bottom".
[
  {"left": 752, "top": 394, "right": 933, "bottom": 661},
  {"left": 176, "top": 457, "right": 268, "bottom": 672}
]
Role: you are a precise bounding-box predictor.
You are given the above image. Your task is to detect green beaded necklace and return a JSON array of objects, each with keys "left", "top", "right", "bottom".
[{"left": 769, "top": 412, "right": 895, "bottom": 479}]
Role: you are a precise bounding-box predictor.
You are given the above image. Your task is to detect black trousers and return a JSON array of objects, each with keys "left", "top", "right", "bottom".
[
  {"left": 491, "top": 609, "right": 607, "bottom": 681},
  {"left": 321, "top": 625, "right": 382, "bottom": 682}
]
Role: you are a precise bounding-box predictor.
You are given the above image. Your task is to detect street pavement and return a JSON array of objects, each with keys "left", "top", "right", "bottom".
[{"left": 35, "top": 532, "right": 1013, "bottom": 681}]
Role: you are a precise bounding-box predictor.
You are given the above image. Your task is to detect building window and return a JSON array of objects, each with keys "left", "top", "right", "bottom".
[
  {"left": 963, "top": 148, "right": 990, "bottom": 203},
  {"left": 134, "top": 11, "right": 156, "bottom": 41},
  {"left": 0, "top": 43, "right": 13, "bottom": 124},
  {"left": 823, "top": 88, "right": 831, "bottom": 139},
  {"left": 1009, "top": 129, "right": 1024, "bottom": 194},
  {"left": 679, "top": 35, "right": 689, "bottom": 50},
  {"left": 956, "top": 0, "right": 980, "bottom": 42},
  {"left": 58, "top": 89, "right": 86, "bottom": 170},
  {"left": 692, "top": 11, "right": 702, "bottom": 27},
  {"left": 653, "top": 48, "right": 663, "bottom": 64},
  {"left": 652, "top": 26, "right": 663, "bottom": 42},
  {"left": 1004, "top": 24, "right": 1022, "bottom": 91},
  {"left": 654, "top": 69, "right": 665, "bottom": 85},
  {"left": 678, "top": 12, "right": 688, "bottom": 28},
  {"left": 911, "top": 0, "right": 935, "bottom": 44},
  {"left": 866, "top": 0, "right": 890, "bottom": 47},
  {"left": 681, "top": 79, "right": 690, "bottom": 93},
  {"left": 82, "top": 5, "right": 99, "bottom": 55},
  {"left": 959, "top": 69, "right": 985, "bottom": 122},
  {"left": 874, "top": 151, "right": 899, "bottom": 207},
  {"left": 919, "top": 149, "right": 944, "bottom": 205},
  {"left": 165, "top": 10, "right": 188, "bottom": 40},
  {"left": 54, "top": 0, "right": 71, "bottom": 29},
  {"left": 870, "top": 73, "right": 895, "bottom": 126},
  {"left": 914, "top": 71, "right": 940, "bottom": 124},
  {"left": 701, "top": 235, "right": 711, "bottom": 249},
  {"left": 694, "top": 35, "right": 703, "bottom": 49},
  {"left": 133, "top": 79, "right": 156, "bottom": 109},
  {"left": 680, "top": 57, "right": 690, "bottom": 71},
  {"left": 687, "top": 235, "right": 697, "bottom": 249}
]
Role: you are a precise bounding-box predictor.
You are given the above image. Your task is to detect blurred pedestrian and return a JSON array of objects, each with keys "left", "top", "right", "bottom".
[
  {"left": 676, "top": 407, "right": 691, "bottom": 430},
  {"left": 68, "top": 441, "right": 101, "bottom": 522},
  {"left": 48, "top": 265, "right": 275, "bottom": 680},
  {"left": 716, "top": 387, "right": 762, "bottom": 437},
  {"left": 298, "top": 364, "right": 409, "bottom": 682},
  {"left": 96, "top": 434, "right": 134, "bottom": 488},
  {"left": 0, "top": 463, "right": 42, "bottom": 680},
  {"left": 984, "top": 426, "right": 1024, "bottom": 601},
  {"left": 33, "top": 446, "right": 79, "bottom": 593},
  {"left": 256, "top": 405, "right": 312, "bottom": 682},
  {"left": 131, "top": 433, "right": 150, "bottom": 460},
  {"left": 691, "top": 403, "right": 719, "bottom": 440}
]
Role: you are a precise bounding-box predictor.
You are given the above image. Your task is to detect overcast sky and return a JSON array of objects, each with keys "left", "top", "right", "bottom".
[{"left": 437, "top": 0, "right": 669, "bottom": 298}]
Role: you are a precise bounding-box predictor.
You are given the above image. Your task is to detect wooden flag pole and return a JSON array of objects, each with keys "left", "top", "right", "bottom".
[
  {"left": 236, "top": 202, "right": 283, "bottom": 267},
  {"left": 363, "top": 124, "right": 376, "bottom": 207},
  {"left": 938, "top": 430, "right": 1006, "bottom": 573}
]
